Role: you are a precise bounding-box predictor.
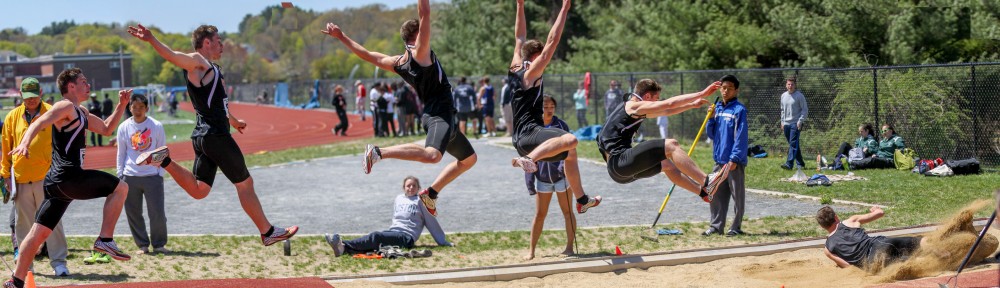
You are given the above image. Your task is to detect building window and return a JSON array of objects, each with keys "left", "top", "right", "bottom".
[
  {"left": 110, "top": 61, "right": 120, "bottom": 69},
  {"left": 63, "top": 63, "right": 75, "bottom": 70},
  {"left": 3, "top": 66, "right": 12, "bottom": 78},
  {"left": 111, "top": 80, "right": 121, "bottom": 88}
]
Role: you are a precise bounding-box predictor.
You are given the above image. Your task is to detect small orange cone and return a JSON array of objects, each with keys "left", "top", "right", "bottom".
[
  {"left": 615, "top": 245, "right": 623, "bottom": 256},
  {"left": 25, "top": 271, "right": 36, "bottom": 288}
]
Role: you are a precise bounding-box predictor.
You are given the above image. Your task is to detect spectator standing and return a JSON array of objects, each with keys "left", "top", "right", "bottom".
[
  {"left": 604, "top": 80, "right": 624, "bottom": 119},
  {"left": 332, "top": 85, "right": 349, "bottom": 136},
  {"left": 88, "top": 93, "right": 104, "bottom": 146},
  {"left": 779, "top": 76, "right": 808, "bottom": 170},
  {"left": 572, "top": 80, "right": 588, "bottom": 129},
  {"left": 116, "top": 94, "right": 169, "bottom": 255},
  {"left": 704, "top": 75, "right": 749, "bottom": 237}
]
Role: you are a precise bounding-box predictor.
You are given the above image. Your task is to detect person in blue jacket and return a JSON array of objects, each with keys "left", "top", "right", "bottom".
[{"left": 703, "top": 74, "right": 749, "bottom": 237}]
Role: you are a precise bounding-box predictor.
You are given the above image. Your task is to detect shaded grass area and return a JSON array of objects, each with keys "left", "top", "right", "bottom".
[{"left": 47, "top": 137, "right": 997, "bottom": 284}]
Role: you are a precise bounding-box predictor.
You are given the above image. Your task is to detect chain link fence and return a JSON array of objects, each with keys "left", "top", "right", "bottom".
[{"left": 230, "top": 62, "right": 1000, "bottom": 167}]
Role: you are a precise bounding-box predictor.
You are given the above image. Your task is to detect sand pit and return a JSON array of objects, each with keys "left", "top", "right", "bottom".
[{"left": 333, "top": 202, "right": 999, "bottom": 288}]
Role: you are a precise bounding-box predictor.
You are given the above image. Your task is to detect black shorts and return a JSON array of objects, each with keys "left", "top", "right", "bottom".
[
  {"left": 456, "top": 111, "right": 474, "bottom": 122},
  {"left": 193, "top": 134, "right": 251, "bottom": 186},
  {"left": 606, "top": 140, "right": 667, "bottom": 184},
  {"left": 38, "top": 169, "right": 120, "bottom": 229},
  {"left": 866, "top": 236, "right": 922, "bottom": 267},
  {"left": 513, "top": 126, "right": 569, "bottom": 162},
  {"left": 481, "top": 106, "right": 495, "bottom": 118},
  {"left": 422, "top": 114, "right": 475, "bottom": 161}
]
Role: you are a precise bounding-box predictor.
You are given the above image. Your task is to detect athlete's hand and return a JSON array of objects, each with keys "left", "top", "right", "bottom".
[
  {"left": 230, "top": 118, "right": 247, "bottom": 134},
  {"left": 321, "top": 23, "right": 344, "bottom": 39},
  {"left": 118, "top": 89, "right": 133, "bottom": 105},
  {"left": 690, "top": 98, "right": 709, "bottom": 108},
  {"left": 702, "top": 81, "right": 721, "bottom": 97},
  {"left": 8, "top": 144, "right": 28, "bottom": 159},
  {"left": 126, "top": 24, "right": 154, "bottom": 42}
]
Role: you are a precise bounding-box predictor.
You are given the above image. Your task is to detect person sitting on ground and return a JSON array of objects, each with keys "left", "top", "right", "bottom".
[
  {"left": 849, "top": 124, "right": 904, "bottom": 170},
  {"left": 819, "top": 123, "right": 877, "bottom": 170},
  {"left": 523, "top": 95, "right": 575, "bottom": 260},
  {"left": 817, "top": 206, "right": 926, "bottom": 269},
  {"left": 325, "top": 176, "right": 452, "bottom": 257}
]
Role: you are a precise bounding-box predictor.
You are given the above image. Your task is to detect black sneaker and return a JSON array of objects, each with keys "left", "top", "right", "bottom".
[
  {"left": 780, "top": 163, "right": 793, "bottom": 170},
  {"left": 726, "top": 230, "right": 745, "bottom": 237}
]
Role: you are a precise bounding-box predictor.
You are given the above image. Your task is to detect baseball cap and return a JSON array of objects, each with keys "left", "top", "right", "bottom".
[{"left": 20, "top": 78, "right": 40, "bottom": 99}]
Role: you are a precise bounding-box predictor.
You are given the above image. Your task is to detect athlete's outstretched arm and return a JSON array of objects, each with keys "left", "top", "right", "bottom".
[
  {"left": 510, "top": 0, "right": 527, "bottom": 69},
  {"left": 127, "top": 24, "right": 208, "bottom": 72},
  {"left": 88, "top": 89, "right": 132, "bottom": 135},
  {"left": 322, "top": 23, "right": 397, "bottom": 72},
  {"left": 412, "top": 0, "right": 433, "bottom": 66},
  {"left": 627, "top": 82, "right": 720, "bottom": 117},
  {"left": 523, "top": 0, "right": 570, "bottom": 83},
  {"left": 9, "top": 101, "right": 74, "bottom": 159}
]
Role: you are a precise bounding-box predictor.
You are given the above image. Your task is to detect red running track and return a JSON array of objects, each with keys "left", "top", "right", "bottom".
[{"left": 83, "top": 102, "right": 374, "bottom": 170}]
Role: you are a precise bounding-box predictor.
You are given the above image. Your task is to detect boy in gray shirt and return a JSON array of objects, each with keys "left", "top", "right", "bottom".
[{"left": 115, "top": 94, "right": 169, "bottom": 254}]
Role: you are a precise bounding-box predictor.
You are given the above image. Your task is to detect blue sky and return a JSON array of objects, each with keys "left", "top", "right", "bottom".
[{"left": 2, "top": 0, "right": 418, "bottom": 34}]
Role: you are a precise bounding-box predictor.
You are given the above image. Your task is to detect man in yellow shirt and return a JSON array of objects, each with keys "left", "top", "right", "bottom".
[{"left": 1, "top": 77, "right": 69, "bottom": 276}]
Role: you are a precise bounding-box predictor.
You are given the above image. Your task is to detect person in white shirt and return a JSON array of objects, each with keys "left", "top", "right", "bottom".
[{"left": 115, "top": 94, "right": 169, "bottom": 255}]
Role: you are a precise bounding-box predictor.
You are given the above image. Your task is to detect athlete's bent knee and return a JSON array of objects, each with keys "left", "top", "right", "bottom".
[
  {"left": 424, "top": 149, "right": 444, "bottom": 164},
  {"left": 562, "top": 134, "right": 578, "bottom": 148}
]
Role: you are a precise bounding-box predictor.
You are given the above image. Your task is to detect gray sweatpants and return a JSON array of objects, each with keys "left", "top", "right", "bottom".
[
  {"left": 708, "top": 163, "right": 746, "bottom": 233},
  {"left": 123, "top": 175, "right": 167, "bottom": 249}
]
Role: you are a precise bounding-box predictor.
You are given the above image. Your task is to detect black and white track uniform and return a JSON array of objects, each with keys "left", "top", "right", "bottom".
[
  {"left": 508, "top": 62, "right": 569, "bottom": 162},
  {"left": 597, "top": 94, "right": 667, "bottom": 184},
  {"left": 183, "top": 63, "right": 250, "bottom": 186},
  {"left": 39, "top": 106, "right": 120, "bottom": 229},
  {"left": 394, "top": 48, "right": 474, "bottom": 160}
]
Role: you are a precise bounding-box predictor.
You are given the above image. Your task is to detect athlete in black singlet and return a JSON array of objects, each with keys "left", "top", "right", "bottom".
[
  {"left": 127, "top": 24, "right": 298, "bottom": 247},
  {"left": 508, "top": 0, "right": 601, "bottom": 214},
  {"left": 5, "top": 68, "right": 133, "bottom": 288},
  {"left": 322, "top": 0, "right": 477, "bottom": 217},
  {"left": 596, "top": 79, "right": 728, "bottom": 203}
]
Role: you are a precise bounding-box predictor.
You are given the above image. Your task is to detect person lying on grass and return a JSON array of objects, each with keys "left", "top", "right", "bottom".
[
  {"left": 817, "top": 206, "right": 926, "bottom": 269},
  {"left": 325, "top": 176, "right": 452, "bottom": 257}
]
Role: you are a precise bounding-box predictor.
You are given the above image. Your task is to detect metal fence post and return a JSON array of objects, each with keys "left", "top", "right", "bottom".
[
  {"left": 872, "top": 68, "right": 880, "bottom": 130},
  {"left": 971, "top": 65, "right": 978, "bottom": 159}
]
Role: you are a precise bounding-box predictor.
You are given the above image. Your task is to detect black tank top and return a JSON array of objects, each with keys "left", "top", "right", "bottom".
[
  {"left": 508, "top": 63, "right": 544, "bottom": 142},
  {"left": 393, "top": 49, "right": 454, "bottom": 117},
  {"left": 184, "top": 63, "right": 230, "bottom": 137},
  {"left": 825, "top": 222, "right": 884, "bottom": 266},
  {"left": 598, "top": 94, "right": 645, "bottom": 158},
  {"left": 45, "top": 106, "right": 88, "bottom": 185}
]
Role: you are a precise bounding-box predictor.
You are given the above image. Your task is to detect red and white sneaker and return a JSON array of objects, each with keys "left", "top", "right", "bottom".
[
  {"left": 576, "top": 195, "right": 602, "bottom": 214},
  {"left": 363, "top": 144, "right": 381, "bottom": 174},
  {"left": 418, "top": 189, "right": 437, "bottom": 216},
  {"left": 136, "top": 146, "right": 170, "bottom": 166},
  {"left": 262, "top": 226, "right": 299, "bottom": 246},
  {"left": 702, "top": 163, "right": 733, "bottom": 202},
  {"left": 511, "top": 156, "right": 537, "bottom": 173},
  {"left": 93, "top": 238, "right": 131, "bottom": 261},
  {"left": 3, "top": 279, "right": 16, "bottom": 288}
]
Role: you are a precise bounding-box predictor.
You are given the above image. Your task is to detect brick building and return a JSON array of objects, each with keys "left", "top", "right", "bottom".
[{"left": 1, "top": 51, "right": 133, "bottom": 96}]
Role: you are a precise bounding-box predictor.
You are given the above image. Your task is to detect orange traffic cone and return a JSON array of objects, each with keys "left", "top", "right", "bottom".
[
  {"left": 614, "top": 245, "right": 623, "bottom": 256},
  {"left": 25, "top": 271, "right": 36, "bottom": 288}
]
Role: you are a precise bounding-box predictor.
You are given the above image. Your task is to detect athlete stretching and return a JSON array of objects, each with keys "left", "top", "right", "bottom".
[
  {"left": 508, "top": 0, "right": 601, "bottom": 213},
  {"left": 322, "top": 0, "right": 477, "bottom": 216},
  {"left": 597, "top": 79, "right": 730, "bottom": 202},
  {"left": 5, "top": 69, "right": 132, "bottom": 288},
  {"left": 127, "top": 24, "right": 297, "bottom": 246}
]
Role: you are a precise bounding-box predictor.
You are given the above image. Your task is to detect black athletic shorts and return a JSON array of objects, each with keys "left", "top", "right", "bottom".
[
  {"left": 38, "top": 169, "right": 120, "bottom": 229},
  {"left": 606, "top": 140, "right": 667, "bottom": 184},
  {"left": 866, "top": 236, "right": 922, "bottom": 266},
  {"left": 422, "top": 114, "right": 475, "bottom": 161},
  {"left": 456, "top": 111, "right": 474, "bottom": 122},
  {"left": 481, "top": 105, "right": 495, "bottom": 118},
  {"left": 193, "top": 134, "right": 251, "bottom": 186},
  {"left": 513, "top": 126, "right": 569, "bottom": 162}
]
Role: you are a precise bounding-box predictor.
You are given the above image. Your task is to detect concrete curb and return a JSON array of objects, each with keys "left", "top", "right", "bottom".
[{"left": 325, "top": 220, "right": 989, "bottom": 285}]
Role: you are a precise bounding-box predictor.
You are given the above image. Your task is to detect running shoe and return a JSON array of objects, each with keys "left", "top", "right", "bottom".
[
  {"left": 324, "top": 233, "right": 344, "bottom": 257},
  {"left": 136, "top": 146, "right": 170, "bottom": 166},
  {"left": 702, "top": 163, "right": 733, "bottom": 201},
  {"left": 418, "top": 189, "right": 437, "bottom": 216},
  {"left": 2, "top": 279, "right": 15, "bottom": 288},
  {"left": 95, "top": 252, "right": 111, "bottom": 264},
  {"left": 93, "top": 239, "right": 131, "bottom": 261},
  {"left": 262, "top": 226, "right": 299, "bottom": 246},
  {"left": 511, "top": 156, "right": 537, "bottom": 173},
  {"left": 576, "top": 195, "right": 602, "bottom": 214},
  {"left": 363, "top": 144, "right": 381, "bottom": 174}
]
